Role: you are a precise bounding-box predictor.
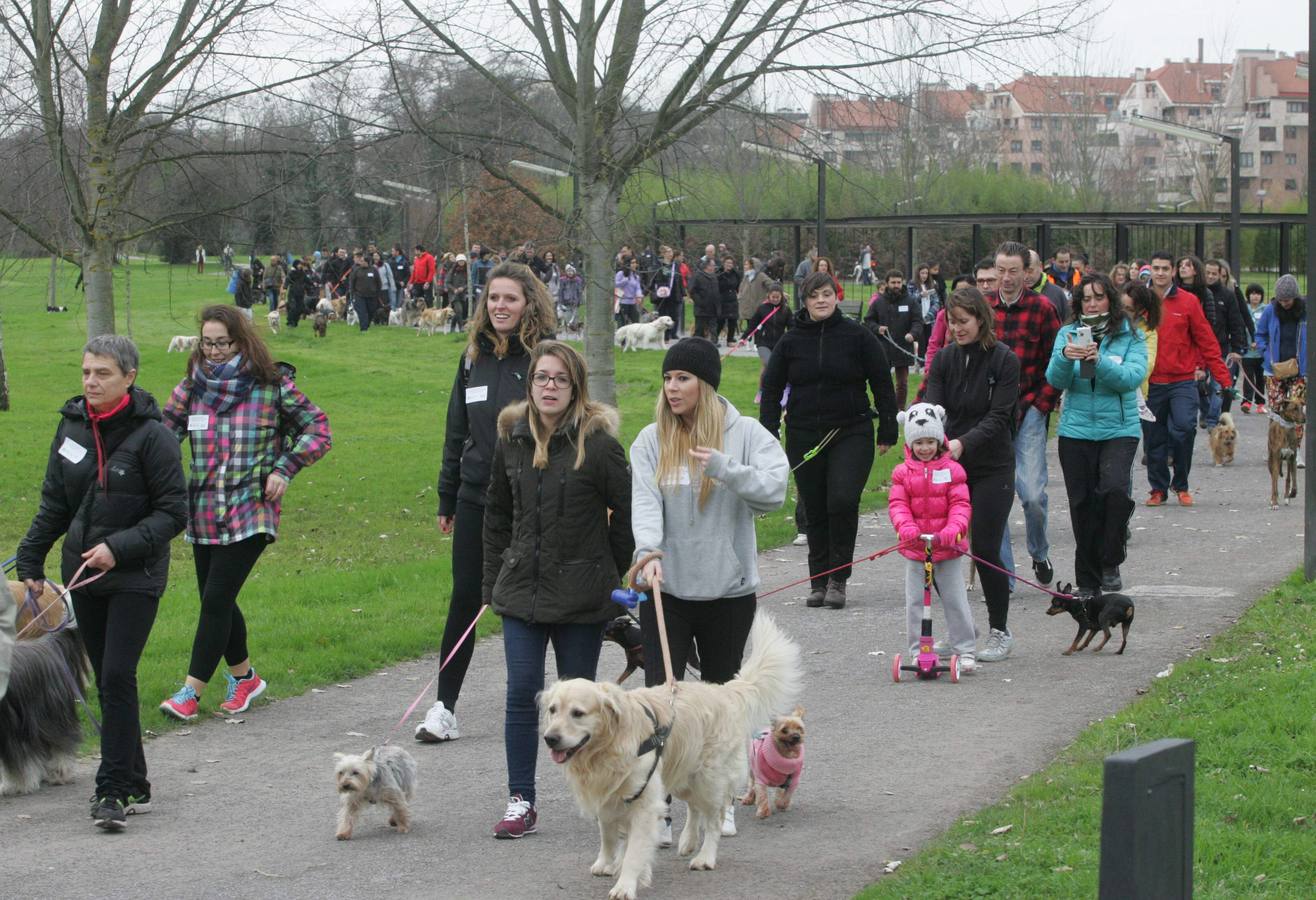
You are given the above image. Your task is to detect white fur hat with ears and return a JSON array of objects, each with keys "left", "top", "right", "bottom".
[{"left": 897, "top": 402, "right": 947, "bottom": 448}]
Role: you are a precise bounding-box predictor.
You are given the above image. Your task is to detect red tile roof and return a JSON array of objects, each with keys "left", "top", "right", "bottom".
[
  {"left": 999, "top": 75, "right": 1132, "bottom": 115},
  {"left": 1248, "top": 56, "right": 1308, "bottom": 99},
  {"left": 1144, "top": 62, "right": 1231, "bottom": 104},
  {"left": 811, "top": 96, "right": 906, "bottom": 131},
  {"left": 919, "top": 86, "right": 983, "bottom": 121}
]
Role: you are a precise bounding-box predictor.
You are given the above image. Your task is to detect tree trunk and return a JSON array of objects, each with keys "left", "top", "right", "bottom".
[
  {"left": 581, "top": 179, "right": 621, "bottom": 406},
  {"left": 0, "top": 314, "right": 9, "bottom": 411},
  {"left": 83, "top": 237, "right": 116, "bottom": 337}
]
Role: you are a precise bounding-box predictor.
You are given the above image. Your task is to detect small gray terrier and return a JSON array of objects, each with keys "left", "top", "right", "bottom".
[{"left": 333, "top": 744, "right": 417, "bottom": 840}]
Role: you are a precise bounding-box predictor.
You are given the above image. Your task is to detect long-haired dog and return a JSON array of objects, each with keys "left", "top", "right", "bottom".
[
  {"left": 614, "top": 317, "right": 673, "bottom": 351},
  {"left": 1209, "top": 412, "right": 1237, "bottom": 466},
  {"left": 0, "top": 628, "right": 88, "bottom": 795},
  {"left": 740, "top": 706, "right": 805, "bottom": 819},
  {"left": 333, "top": 744, "right": 417, "bottom": 840},
  {"left": 313, "top": 312, "right": 328, "bottom": 338},
  {"left": 417, "top": 306, "right": 454, "bottom": 336},
  {"left": 1268, "top": 389, "right": 1306, "bottom": 508},
  {"left": 167, "top": 335, "right": 199, "bottom": 353},
  {"left": 540, "top": 613, "right": 802, "bottom": 900},
  {"left": 267, "top": 306, "right": 281, "bottom": 334}
]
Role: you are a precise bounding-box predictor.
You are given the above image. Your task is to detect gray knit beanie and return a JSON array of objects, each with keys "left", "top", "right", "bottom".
[{"left": 1275, "top": 274, "right": 1300, "bottom": 301}]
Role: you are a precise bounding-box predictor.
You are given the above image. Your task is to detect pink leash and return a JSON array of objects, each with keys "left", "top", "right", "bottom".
[
  {"left": 382, "top": 603, "right": 490, "bottom": 744},
  {"left": 15, "top": 561, "right": 106, "bottom": 640},
  {"left": 724, "top": 304, "right": 781, "bottom": 358},
  {"left": 956, "top": 548, "right": 1075, "bottom": 599}
]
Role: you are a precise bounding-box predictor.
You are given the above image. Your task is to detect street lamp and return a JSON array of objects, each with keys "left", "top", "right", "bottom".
[
  {"left": 1124, "top": 113, "right": 1241, "bottom": 279},
  {"left": 652, "top": 195, "right": 688, "bottom": 250},
  {"left": 893, "top": 195, "right": 924, "bottom": 215},
  {"left": 509, "top": 159, "right": 578, "bottom": 231},
  {"left": 1257, "top": 188, "right": 1267, "bottom": 214}
]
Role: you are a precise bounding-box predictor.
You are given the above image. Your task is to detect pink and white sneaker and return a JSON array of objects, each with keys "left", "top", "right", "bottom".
[
  {"left": 160, "top": 684, "right": 199, "bottom": 721},
  {"left": 221, "top": 670, "right": 267, "bottom": 714}
]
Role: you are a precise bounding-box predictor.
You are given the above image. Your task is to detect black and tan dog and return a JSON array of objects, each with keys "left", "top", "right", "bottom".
[
  {"left": 602, "top": 615, "right": 701, "bottom": 684},
  {"left": 1047, "top": 584, "right": 1135, "bottom": 655}
]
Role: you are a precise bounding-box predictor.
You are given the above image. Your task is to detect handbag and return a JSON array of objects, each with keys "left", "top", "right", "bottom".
[
  {"left": 655, "top": 265, "right": 675, "bottom": 299},
  {"left": 1272, "top": 357, "right": 1299, "bottom": 379}
]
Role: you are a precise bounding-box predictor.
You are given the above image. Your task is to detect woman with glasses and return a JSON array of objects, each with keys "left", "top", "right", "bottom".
[
  {"left": 1045, "top": 274, "right": 1147, "bottom": 595},
  {"left": 481, "top": 340, "right": 633, "bottom": 839},
  {"left": 419, "top": 263, "right": 557, "bottom": 744},
  {"left": 159, "top": 305, "right": 331, "bottom": 720}
]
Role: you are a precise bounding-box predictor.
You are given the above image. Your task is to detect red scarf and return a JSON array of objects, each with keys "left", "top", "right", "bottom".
[{"left": 87, "top": 393, "right": 131, "bottom": 488}]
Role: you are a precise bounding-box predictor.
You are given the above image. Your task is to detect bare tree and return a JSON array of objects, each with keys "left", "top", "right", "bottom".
[
  {"left": 0, "top": 0, "right": 353, "bottom": 337},
  {"left": 389, "top": 0, "right": 1088, "bottom": 402}
]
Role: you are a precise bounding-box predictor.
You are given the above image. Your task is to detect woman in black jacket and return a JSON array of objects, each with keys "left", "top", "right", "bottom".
[
  {"left": 482, "top": 340, "right": 632, "bottom": 838},
  {"left": 651, "top": 245, "right": 686, "bottom": 341},
  {"left": 17, "top": 335, "right": 187, "bottom": 829},
  {"left": 418, "top": 262, "right": 557, "bottom": 745},
  {"left": 717, "top": 256, "right": 742, "bottom": 344},
  {"left": 760, "top": 271, "right": 899, "bottom": 609},
  {"left": 923, "top": 287, "right": 1021, "bottom": 660}
]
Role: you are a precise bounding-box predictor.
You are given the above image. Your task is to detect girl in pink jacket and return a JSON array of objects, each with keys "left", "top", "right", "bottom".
[{"left": 887, "top": 402, "right": 978, "bottom": 672}]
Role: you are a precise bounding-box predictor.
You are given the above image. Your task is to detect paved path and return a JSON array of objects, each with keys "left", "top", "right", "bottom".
[{"left": 0, "top": 410, "right": 1302, "bottom": 899}]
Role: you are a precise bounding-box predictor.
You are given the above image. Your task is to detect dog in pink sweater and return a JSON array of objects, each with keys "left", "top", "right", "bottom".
[{"left": 741, "top": 706, "right": 805, "bottom": 818}]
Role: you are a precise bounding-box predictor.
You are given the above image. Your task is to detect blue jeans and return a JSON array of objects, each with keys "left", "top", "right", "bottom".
[
  {"left": 502, "top": 616, "right": 604, "bottom": 804},
  {"left": 1197, "top": 374, "right": 1221, "bottom": 428},
  {"left": 1000, "top": 405, "right": 1050, "bottom": 577},
  {"left": 1145, "top": 380, "right": 1199, "bottom": 493}
]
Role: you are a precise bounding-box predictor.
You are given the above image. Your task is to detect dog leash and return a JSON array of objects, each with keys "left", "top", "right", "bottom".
[
  {"left": 789, "top": 428, "right": 840, "bottom": 472},
  {"left": 723, "top": 305, "right": 781, "bottom": 358},
  {"left": 756, "top": 540, "right": 906, "bottom": 599},
  {"left": 878, "top": 332, "right": 923, "bottom": 366},
  {"left": 954, "top": 548, "right": 1075, "bottom": 600},
  {"left": 381, "top": 603, "right": 491, "bottom": 745},
  {"left": 620, "top": 551, "right": 676, "bottom": 804},
  {"left": 12, "top": 564, "right": 105, "bottom": 735},
  {"left": 15, "top": 562, "right": 105, "bottom": 641}
]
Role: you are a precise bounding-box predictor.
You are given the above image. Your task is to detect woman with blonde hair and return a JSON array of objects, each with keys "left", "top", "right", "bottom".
[
  {"left": 483, "top": 340, "right": 633, "bottom": 838},
  {"left": 418, "top": 262, "right": 557, "bottom": 744},
  {"left": 630, "top": 336, "right": 788, "bottom": 840}
]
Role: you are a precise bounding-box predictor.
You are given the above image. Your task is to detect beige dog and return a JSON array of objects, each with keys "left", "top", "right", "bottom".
[
  {"left": 417, "top": 306, "right": 454, "bottom": 336},
  {"left": 7, "top": 580, "right": 65, "bottom": 638},
  {"left": 540, "top": 613, "right": 801, "bottom": 900},
  {"left": 167, "top": 335, "right": 199, "bottom": 353},
  {"left": 614, "top": 317, "right": 673, "bottom": 351},
  {"left": 1208, "top": 412, "right": 1237, "bottom": 466}
]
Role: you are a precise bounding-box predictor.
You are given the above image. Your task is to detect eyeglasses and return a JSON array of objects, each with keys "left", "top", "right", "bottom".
[
  {"left": 975, "top": 277, "right": 997, "bottom": 286},
  {"left": 532, "top": 372, "right": 572, "bottom": 388},
  {"left": 201, "top": 339, "right": 234, "bottom": 351}
]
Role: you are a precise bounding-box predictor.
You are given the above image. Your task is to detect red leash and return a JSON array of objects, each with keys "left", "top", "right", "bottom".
[
  {"left": 956, "top": 548, "right": 1075, "bottom": 599},
  {"left": 758, "top": 540, "right": 906, "bottom": 599}
]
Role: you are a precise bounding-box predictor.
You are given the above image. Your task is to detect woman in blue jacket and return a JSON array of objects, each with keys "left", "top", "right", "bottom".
[
  {"left": 1046, "top": 274, "right": 1147, "bottom": 595},
  {"left": 1255, "top": 274, "right": 1307, "bottom": 451}
]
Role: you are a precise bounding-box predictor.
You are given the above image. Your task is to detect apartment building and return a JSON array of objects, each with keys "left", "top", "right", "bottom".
[{"left": 1230, "top": 51, "right": 1309, "bottom": 209}]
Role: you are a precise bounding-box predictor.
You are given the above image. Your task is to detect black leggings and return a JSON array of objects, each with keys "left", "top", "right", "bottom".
[
  {"left": 437, "top": 499, "right": 485, "bottom": 711},
  {"left": 639, "top": 593, "right": 756, "bottom": 686},
  {"left": 966, "top": 467, "right": 1015, "bottom": 632},
  {"left": 188, "top": 535, "right": 267, "bottom": 682},
  {"left": 1057, "top": 437, "right": 1138, "bottom": 590},
  {"left": 72, "top": 589, "right": 159, "bottom": 802},
  {"left": 786, "top": 421, "right": 874, "bottom": 588}
]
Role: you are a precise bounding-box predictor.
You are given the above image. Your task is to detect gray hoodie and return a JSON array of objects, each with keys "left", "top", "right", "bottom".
[{"left": 630, "top": 397, "right": 789, "bottom": 601}]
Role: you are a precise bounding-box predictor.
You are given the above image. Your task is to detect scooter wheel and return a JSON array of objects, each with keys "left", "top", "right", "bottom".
[
  {"left": 891, "top": 653, "right": 902, "bottom": 683},
  {"left": 949, "top": 654, "right": 960, "bottom": 684}
]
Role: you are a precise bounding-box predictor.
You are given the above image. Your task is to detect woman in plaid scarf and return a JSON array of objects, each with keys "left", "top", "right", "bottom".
[{"left": 159, "top": 305, "right": 331, "bottom": 721}]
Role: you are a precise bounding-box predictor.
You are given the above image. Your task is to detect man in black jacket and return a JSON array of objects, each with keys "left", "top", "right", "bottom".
[
  {"left": 322, "top": 247, "right": 351, "bottom": 299},
  {"left": 864, "top": 270, "right": 923, "bottom": 410},
  {"left": 1201, "top": 259, "right": 1246, "bottom": 428}
]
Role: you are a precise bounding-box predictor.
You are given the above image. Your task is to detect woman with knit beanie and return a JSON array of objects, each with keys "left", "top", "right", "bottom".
[
  {"left": 630, "top": 336, "right": 789, "bottom": 841},
  {"left": 1256, "top": 273, "right": 1308, "bottom": 459}
]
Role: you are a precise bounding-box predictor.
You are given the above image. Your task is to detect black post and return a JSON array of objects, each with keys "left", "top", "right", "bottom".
[
  {"left": 1116, "top": 224, "right": 1130, "bottom": 264},
  {"left": 1193, "top": 223, "right": 1206, "bottom": 260},
  {"left": 816, "top": 158, "right": 827, "bottom": 261},
  {"left": 1037, "top": 223, "right": 1048, "bottom": 259},
  {"left": 1227, "top": 135, "right": 1241, "bottom": 280},
  {"left": 1278, "top": 221, "right": 1292, "bottom": 282},
  {"left": 793, "top": 225, "right": 802, "bottom": 272},
  {"left": 971, "top": 223, "right": 982, "bottom": 266},
  {"left": 1099, "top": 739, "right": 1194, "bottom": 900},
  {"left": 1307, "top": 0, "right": 1316, "bottom": 582},
  {"left": 906, "top": 226, "right": 915, "bottom": 281},
  {"left": 651, "top": 206, "right": 660, "bottom": 253}
]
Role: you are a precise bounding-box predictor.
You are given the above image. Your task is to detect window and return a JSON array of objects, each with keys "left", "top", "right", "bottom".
[
  {"left": 1239, "top": 176, "right": 1254, "bottom": 190},
  {"left": 1240, "top": 152, "right": 1254, "bottom": 167},
  {"left": 1188, "top": 107, "right": 1201, "bottom": 117},
  {"left": 1031, "top": 140, "right": 1043, "bottom": 152},
  {"left": 1252, "top": 102, "right": 1270, "bottom": 118},
  {"left": 1030, "top": 162, "right": 1043, "bottom": 174},
  {"left": 1143, "top": 156, "right": 1157, "bottom": 167},
  {"left": 1145, "top": 84, "right": 1157, "bottom": 98},
  {"left": 1177, "top": 175, "right": 1193, "bottom": 191},
  {"left": 1288, "top": 101, "right": 1309, "bottom": 113},
  {"left": 1213, "top": 177, "right": 1227, "bottom": 193},
  {"left": 1260, "top": 127, "right": 1276, "bottom": 142},
  {"left": 1030, "top": 117, "right": 1043, "bottom": 130},
  {"left": 1284, "top": 126, "right": 1299, "bottom": 139},
  {"left": 1261, "top": 151, "right": 1275, "bottom": 166},
  {"left": 1103, "top": 96, "right": 1115, "bottom": 110},
  {"left": 1050, "top": 140, "right": 1062, "bottom": 152},
  {"left": 1010, "top": 162, "right": 1023, "bottom": 173},
  {"left": 989, "top": 162, "right": 999, "bottom": 172},
  {"left": 1286, "top": 154, "right": 1298, "bottom": 166},
  {"left": 1010, "top": 140, "right": 1023, "bottom": 152},
  {"left": 1284, "top": 178, "right": 1298, "bottom": 190}
]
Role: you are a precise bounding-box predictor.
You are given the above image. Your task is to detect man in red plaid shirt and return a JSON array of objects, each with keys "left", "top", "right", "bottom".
[{"left": 977, "top": 241, "right": 1061, "bottom": 663}]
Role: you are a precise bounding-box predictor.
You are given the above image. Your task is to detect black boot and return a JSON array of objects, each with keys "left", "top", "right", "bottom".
[
  {"left": 823, "top": 578, "right": 847, "bottom": 609},
  {"left": 805, "top": 580, "right": 826, "bottom": 608}
]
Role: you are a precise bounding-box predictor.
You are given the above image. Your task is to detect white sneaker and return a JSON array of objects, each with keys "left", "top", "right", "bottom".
[
  {"left": 657, "top": 811, "right": 673, "bottom": 848},
  {"left": 792, "top": 533, "right": 808, "bottom": 546},
  {"left": 1138, "top": 400, "right": 1156, "bottom": 423},
  {"left": 414, "top": 701, "right": 460, "bottom": 742},
  {"left": 721, "top": 804, "right": 737, "bottom": 837},
  {"left": 958, "top": 653, "right": 977, "bottom": 675},
  {"left": 932, "top": 638, "right": 951, "bottom": 654},
  {"left": 978, "top": 628, "right": 1014, "bottom": 662}
]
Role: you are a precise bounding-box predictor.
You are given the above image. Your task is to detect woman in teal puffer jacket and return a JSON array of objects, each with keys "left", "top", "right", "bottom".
[{"left": 1046, "top": 274, "right": 1147, "bottom": 596}]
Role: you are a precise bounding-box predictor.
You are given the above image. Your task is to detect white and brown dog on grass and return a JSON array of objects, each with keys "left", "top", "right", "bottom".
[
  {"left": 540, "top": 613, "right": 801, "bottom": 900},
  {"left": 167, "top": 335, "right": 199, "bottom": 353},
  {"left": 333, "top": 744, "right": 417, "bottom": 840}
]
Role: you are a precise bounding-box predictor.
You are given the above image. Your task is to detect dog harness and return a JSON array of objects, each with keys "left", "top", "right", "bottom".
[
  {"left": 749, "top": 730, "right": 804, "bottom": 790},
  {"left": 624, "top": 702, "right": 672, "bottom": 804}
]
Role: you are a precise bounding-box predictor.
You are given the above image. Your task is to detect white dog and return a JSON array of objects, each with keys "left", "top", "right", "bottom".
[
  {"left": 388, "top": 309, "right": 404, "bottom": 327},
  {"left": 316, "top": 297, "right": 334, "bottom": 316},
  {"left": 167, "top": 335, "right": 198, "bottom": 353},
  {"left": 614, "top": 316, "right": 672, "bottom": 351},
  {"left": 267, "top": 308, "right": 280, "bottom": 334},
  {"left": 541, "top": 613, "right": 801, "bottom": 900}
]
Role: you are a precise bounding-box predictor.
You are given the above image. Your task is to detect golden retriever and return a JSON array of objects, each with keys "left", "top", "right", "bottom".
[
  {"left": 417, "top": 306, "right": 454, "bottom": 336},
  {"left": 540, "top": 613, "right": 801, "bottom": 900}
]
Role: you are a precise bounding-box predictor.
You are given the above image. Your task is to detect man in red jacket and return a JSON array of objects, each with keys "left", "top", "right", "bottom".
[
  {"left": 410, "top": 244, "right": 436, "bottom": 307},
  {"left": 1144, "top": 250, "right": 1233, "bottom": 507}
]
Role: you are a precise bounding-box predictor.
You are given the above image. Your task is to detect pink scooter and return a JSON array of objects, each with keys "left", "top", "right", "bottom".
[{"left": 891, "top": 535, "right": 960, "bottom": 683}]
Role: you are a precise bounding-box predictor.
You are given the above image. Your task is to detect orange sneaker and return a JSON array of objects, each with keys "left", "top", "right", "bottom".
[
  {"left": 1177, "top": 490, "right": 1193, "bottom": 506},
  {"left": 1146, "top": 490, "right": 1166, "bottom": 507}
]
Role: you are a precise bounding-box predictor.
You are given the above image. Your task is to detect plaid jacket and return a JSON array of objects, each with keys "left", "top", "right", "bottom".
[
  {"left": 989, "top": 289, "right": 1062, "bottom": 418},
  {"left": 163, "top": 370, "right": 331, "bottom": 545}
]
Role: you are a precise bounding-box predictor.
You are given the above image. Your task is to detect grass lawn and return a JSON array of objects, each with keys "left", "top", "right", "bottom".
[
  {"left": 0, "top": 257, "right": 904, "bottom": 739},
  {"left": 857, "top": 571, "right": 1316, "bottom": 899}
]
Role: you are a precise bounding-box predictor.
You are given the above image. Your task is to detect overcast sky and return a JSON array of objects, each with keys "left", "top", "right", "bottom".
[{"left": 1068, "top": 0, "right": 1305, "bottom": 74}]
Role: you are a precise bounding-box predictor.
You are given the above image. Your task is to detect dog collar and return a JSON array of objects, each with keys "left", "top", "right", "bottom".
[
  {"left": 1266, "top": 409, "right": 1299, "bottom": 430},
  {"left": 624, "top": 702, "right": 672, "bottom": 805}
]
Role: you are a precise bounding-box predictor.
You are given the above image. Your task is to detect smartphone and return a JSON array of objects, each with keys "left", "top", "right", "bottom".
[{"left": 1073, "top": 325, "right": 1093, "bottom": 347}]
